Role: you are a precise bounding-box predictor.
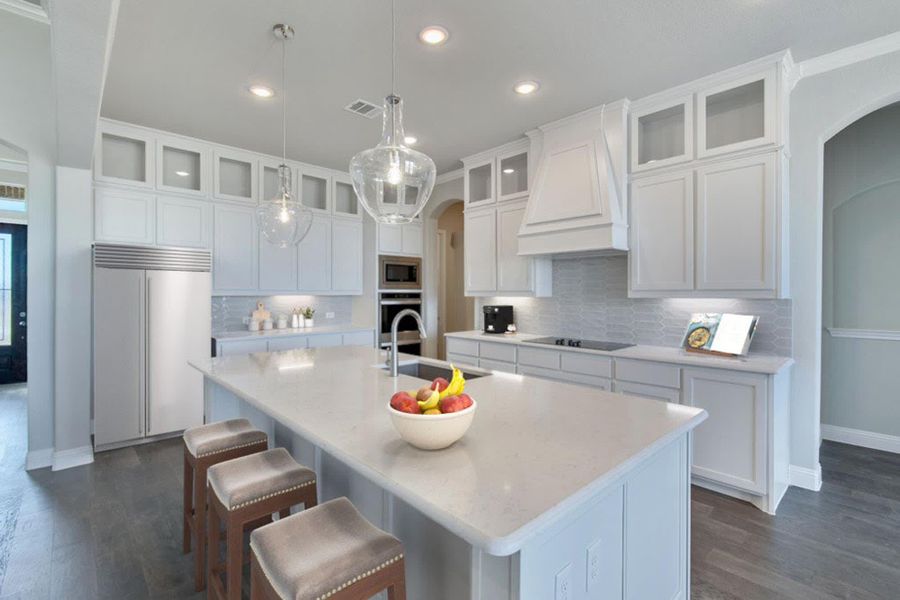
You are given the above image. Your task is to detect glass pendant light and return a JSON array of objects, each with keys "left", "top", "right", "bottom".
[
  {"left": 257, "top": 24, "right": 313, "bottom": 248},
  {"left": 349, "top": 0, "right": 436, "bottom": 224}
]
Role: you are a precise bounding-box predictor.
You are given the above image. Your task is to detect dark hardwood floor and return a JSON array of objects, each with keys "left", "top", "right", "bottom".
[{"left": 1, "top": 384, "right": 899, "bottom": 599}]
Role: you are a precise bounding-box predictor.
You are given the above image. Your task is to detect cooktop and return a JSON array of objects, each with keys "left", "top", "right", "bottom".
[{"left": 526, "top": 337, "right": 635, "bottom": 352}]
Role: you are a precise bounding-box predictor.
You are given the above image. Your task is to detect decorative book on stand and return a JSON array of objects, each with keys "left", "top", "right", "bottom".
[{"left": 683, "top": 313, "right": 759, "bottom": 357}]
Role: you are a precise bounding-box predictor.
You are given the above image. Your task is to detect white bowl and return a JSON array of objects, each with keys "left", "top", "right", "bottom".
[{"left": 387, "top": 400, "right": 477, "bottom": 450}]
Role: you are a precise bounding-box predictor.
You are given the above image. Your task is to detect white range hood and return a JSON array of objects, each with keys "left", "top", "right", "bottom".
[{"left": 518, "top": 99, "right": 630, "bottom": 257}]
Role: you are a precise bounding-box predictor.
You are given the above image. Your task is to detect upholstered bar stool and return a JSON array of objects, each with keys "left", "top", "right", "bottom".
[
  {"left": 183, "top": 418, "right": 269, "bottom": 592},
  {"left": 249, "top": 497, "right": 406, "bottom": 600},
  {"left": 207, "top": 447, "right": 318, "bottom": 600}
]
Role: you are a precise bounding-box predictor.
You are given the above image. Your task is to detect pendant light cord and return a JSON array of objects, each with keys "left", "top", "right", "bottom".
[
  {"left": 391, "top": 0, "right": 396, "bottom": 96},
  {"left": 281, "top": 31, "right": 287, "bottom": 164}
]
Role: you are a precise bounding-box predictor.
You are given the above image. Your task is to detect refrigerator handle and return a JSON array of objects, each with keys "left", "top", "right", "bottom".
[{"left": 146, "top": 276, "right": 151, "bottom": 435}]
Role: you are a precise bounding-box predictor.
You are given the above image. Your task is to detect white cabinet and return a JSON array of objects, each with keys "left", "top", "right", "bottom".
[
  {"left": 629, "top": 170, "right": 694, "bottom": 292},
  {"left": 683, "top": 367, "right": 767, "bottom": 494},
  {"left": 331, "top": 218, "right": 363, "bottom": 293},
  {"left": 157, "top": 135, "right": 207, "bottom": 196},
  {"left": 258, "top": 236, "right": 298, "bottom": 291},
  {"left": 464, "top": 207, "right": 497, "bottom": 294},
  {"left": 300, "top": 167, "right": 331, "bottom": 214},
  {"left": 342, "top": 330, "right": 375, "bottom": 347},
  {"left": 308, "top": 334, "right": 343, "bottom": 348},
  {"left": 630, "top": 95, "right": 693, "bottom": 173},
  {"left": 298, "top": 216, "right": 332, "bottom": 293},
  {"left": 218, "top": 339, "right": 269, "bottom": 356},
  {"left": 214, "top": 149, "right": 257, "bottom": 203},
  {"left": 267, "top": 336, "right": 307, "bottom": 351},
  {"left": 697, "top": 68, "right": 776, "bottom": 158},
  {"left": 613, "top": 381, "right": 680, "bottom": 403},
  {"left": 156, "top": 196, "right": 210, "bottom": 248},
  {"left": 464, "top": 158, "right": 494, "bottom": 206},
  {"left": 377, "top": 222, "right": 423, "bottom": 257},
  {"left": 332, "top": 174, "right": 362, "bottom": 219},
  {"left": 213, "top": 205, "right": 258, "bottom": 291},
  {"left": 696, "top": 152, "right": 776, "bottom": 292},
  {"left": 401, "top": 222, "right": 423, "bottom": 256},
  {"left": 496, "top": 201, "right": 535, "bottom": 293},
  {"left": 94, "top": 188, "right": 156, "bottom": 245},
  {"left": 95, "top": 122, "right": 154, "bottom": 188}
]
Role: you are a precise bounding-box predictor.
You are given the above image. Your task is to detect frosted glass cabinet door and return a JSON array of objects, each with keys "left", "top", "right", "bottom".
[
  {"left": 300, "top": 168, "right": 331, "bottom": 213},
  {"left": 465, "top": 159, "right": 494, "bottom": 205},
  {"left": 333, "top": 174, "right": 361, "bottom": 218},
  {"left": 214, "top": 150, "right": 257, "bottom": 203},
  {"left": 697, "top": 68, "right": 776, "bottom": 158},
  {"left": 464, "top": 208, "right": 497, "bottom": 293},
  {"left": 630, "top": 95, "right": 694, "bottom": 173},
  {"left": 629, "top": 170, "right": 695, "bottom": 292},
  {"left": 213, "top": 205, "right": 258, "bottom": 291},
  {"left": 157, "top": 137, "right": 207, "bottom": 195},
  {"left": 496, "top": 202, "right": 532, "bottom": 292},
  {"left": 96, "top": 123, "right": 154, "bottom": 187},
  {"left": 94, "top": 188, "right": 156, "bottom": 245},
  {"left": 497, "top": 150, "right": 529, "bottom": 201},
  {"left": 298, "top": 216, "right": 332, "bottom": 292},
  {"left": 331, "top": 218, "right": 363, "bottom": 293}
]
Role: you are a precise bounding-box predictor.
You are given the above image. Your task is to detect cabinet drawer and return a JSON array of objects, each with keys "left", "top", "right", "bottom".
[
  {"left": 342, "top": 331, "right": 374, "bottom": 347},
  {"left": 561, "top": 352, "right": 613, "bottom": 378},
  {"left": 518, "top": 346, "right": 561, "bottom": 369},
  {"left": 615, "top": 359, "right": 680, "bottom": 388},
  {"left": 218, "top": 339, "right": 268, "bottom": 356},
  {"left": 308, "top": 334, "right": 343, "bottom": 348},
  {"left": 446, "top": 352, "right": 478, "bottom": 368},
  {"left": 267, "top": 337, "right": 308, "bottom": 352},
  {"left": 613, "top": 381, "right": 680, "bottom": 403},
  {"left": 517, "top": 365, "right": 610, "bottom": 390},
  {"left": 479, "top": 341, "right": 516, "bottom": 363},
  {"left": 479, "top": 358, "right": 516, "bottom": 373},
  {"left": 446, "top": 337, "right": 479, "bottom": 357}
]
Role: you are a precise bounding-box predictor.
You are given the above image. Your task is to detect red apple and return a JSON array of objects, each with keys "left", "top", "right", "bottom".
[
  {"left": 439, "top": 394, "right": 472, "bottom": 413},
  {"left": 430, "top": 377, "right": 450, "bottom": 392},
  {"left": 390, "top": 392, "right": 421, "bottom": 414},
  {"left": 458, "top": 393, "right": 474, "bottom": 409}
]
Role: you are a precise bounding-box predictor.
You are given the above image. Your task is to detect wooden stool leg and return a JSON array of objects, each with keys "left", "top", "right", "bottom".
[
  {"left": 278, "top": 508, "right": 290, "bottom": 519},
  {"left": 250, "top": 552, "right": 265, "bottom": 600},
  {"left": 208, "top": 490, "right": 222, "bottom": 596},
  {"left": 226, "top": 515, "right": 244, "bottom": 600},
  {"left": 183, "top": 452, "right": 193, "bottom": 554},
  {"left": 387, "top": 560, "right": 407, "bottom": 600},
  {"left": 194, "top": 464, "right": 208, "bottom": 592}
]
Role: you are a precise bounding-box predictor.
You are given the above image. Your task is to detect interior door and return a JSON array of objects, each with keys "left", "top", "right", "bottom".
[
  {"left": 146, "top": 269, "right": 211, "bottom": 436},
  {"left": 93, "top": 267, "right": 144, "bottom": 446},
  {"left": 0, "top": 224, "right": 27, "bottom": 383}
]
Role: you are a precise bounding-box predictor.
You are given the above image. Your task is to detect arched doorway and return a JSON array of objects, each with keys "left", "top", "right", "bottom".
[
  {"left": 821, "top": 101, "right": 900, "bottom": 453},
  {"left": 434, "top": 201, "right": 474, "bottom": 358}
]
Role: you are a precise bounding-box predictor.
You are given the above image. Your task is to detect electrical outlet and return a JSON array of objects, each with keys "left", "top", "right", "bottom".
[
  {"left": 326, "top": 312, "right": 335, "bottom": 319},
  {"left": 555, "top": 563, "right": 572, "bottom": 600},
  {"left": 587, "top": 539, "right": 603, "bottom": 591},
  {"left": 242, "top": 316, "right": 250, "bottom": 325}
]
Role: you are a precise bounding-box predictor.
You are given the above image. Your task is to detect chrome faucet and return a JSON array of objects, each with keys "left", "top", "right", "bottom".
[{"left": 387, "top": 308, "right": 427, "bottom": 377}]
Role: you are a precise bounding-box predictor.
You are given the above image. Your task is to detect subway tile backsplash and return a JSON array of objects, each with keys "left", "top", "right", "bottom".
[
  {"left": 212, "top": 295, "right": 353, "bottom": 333},
  {"left": 478, "top": 255, "right": 792, "bottom": 356}
]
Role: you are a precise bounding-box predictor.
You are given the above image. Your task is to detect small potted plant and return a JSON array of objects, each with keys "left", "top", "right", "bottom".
[{"left": 302, "top": 306, "right": 316, "bottom": 328}]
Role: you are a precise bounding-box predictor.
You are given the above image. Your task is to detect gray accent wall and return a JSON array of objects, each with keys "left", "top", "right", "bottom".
[
  {"left": 477, "top": 255, "right": 792, "bottom": 356},
  {"left": 212, "top": 295, "right": 353, "bottom": 333}
]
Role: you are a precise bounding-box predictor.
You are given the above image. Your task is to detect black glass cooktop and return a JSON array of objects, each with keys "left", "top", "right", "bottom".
[{"left": 527, "top": 337, "right": 635, "bottom": 352}]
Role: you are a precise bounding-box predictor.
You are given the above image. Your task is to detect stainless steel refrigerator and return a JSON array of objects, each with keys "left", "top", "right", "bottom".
[{"left": 92, "top": 244, "right": 211, "bottom": 449}]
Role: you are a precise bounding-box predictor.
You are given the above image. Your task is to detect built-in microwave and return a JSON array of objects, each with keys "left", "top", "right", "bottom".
[{"left": 379, "top": 255, "right": 421, "bottom": 289}]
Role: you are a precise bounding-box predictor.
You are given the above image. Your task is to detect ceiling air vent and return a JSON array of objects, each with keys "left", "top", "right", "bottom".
[{"left": 344, "top": 99, "right": 382, "bottom": 119}]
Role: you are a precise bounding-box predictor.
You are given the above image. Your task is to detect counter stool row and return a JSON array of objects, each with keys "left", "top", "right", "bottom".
[{"left": 183, "top": 418, "right": 406, "bottom": 600}]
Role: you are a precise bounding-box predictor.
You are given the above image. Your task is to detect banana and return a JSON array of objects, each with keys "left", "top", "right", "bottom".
[
  {"left": 417, "top": 389, "right": 440, "bottom": 411},
  {"left": 440, "top": 365, "right": 465, "bottom": 399}
]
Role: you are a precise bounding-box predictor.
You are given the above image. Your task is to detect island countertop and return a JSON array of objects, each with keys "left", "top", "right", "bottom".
[{"left": 190, "top": 346, "right": 706, "bottom": 556}]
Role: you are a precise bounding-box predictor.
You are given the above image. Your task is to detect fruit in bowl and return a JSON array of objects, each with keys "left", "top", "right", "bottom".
[{"left": 387, "top": 366, "right": 477, "bottom": 450}]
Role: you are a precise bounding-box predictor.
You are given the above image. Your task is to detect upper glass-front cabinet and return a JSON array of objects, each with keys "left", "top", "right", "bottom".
[
  {"left": 95, "top": 123, "right": 154, "bottom": 187},
  {"left": 300, "top": 167, "right": 331, "bottom": 213},
  {"left": 497, "top": 150, "right": 528, "bottom": 201},
  {"left": 332, "top": 174, "right": 361, "bottom": 218},
  {"left": 214, "top": 150, "right": 257, "bottom": 203},
  {"left": 466, "top": 160, "right": 494, "bottom": 205},
  {"left": 697, "top": 68, "right": 776, "bottom": 158},
  {"left": 630, "top": 95, "right": 694, "bottom": 173},
  {"left": 156, "top": 136, "right": 207, "bottom": 196}
]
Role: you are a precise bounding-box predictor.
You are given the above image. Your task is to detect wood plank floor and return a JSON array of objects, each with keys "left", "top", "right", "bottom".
[{"left": 1, "top": 385, "right": 899, "bottom": 599}]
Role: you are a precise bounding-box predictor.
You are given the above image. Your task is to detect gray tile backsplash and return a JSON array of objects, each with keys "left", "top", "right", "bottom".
[
  {"left": 478, "top": 255, "right": 792, "bottom": 356},
  {"left": 212, "top": 295, "right": 353, "bottom": 333}
]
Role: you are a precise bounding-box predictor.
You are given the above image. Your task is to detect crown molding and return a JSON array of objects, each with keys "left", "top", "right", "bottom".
[
  {"left": 436, "top": 168, "right": 463, "bottom": 185},
  {"left": 0, "top": 0, "right": 49, "bottom": 24},
  {"left": 797, "top": 31, "right": 900, "bottom": 81}
]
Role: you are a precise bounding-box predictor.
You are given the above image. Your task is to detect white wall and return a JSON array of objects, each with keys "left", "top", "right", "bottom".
[
  {"left": 789, "top": 44, "right": 900, "bottom": 485},
  {"left": 0, "top": 10, "right": 57, "bottom": 466}
]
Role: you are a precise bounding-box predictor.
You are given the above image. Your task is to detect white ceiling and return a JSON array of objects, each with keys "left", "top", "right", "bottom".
[{"left": 101, "top": 0, "right": 900, "bottom": 173}]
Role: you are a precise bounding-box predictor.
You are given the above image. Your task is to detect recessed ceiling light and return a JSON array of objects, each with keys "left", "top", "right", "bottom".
[
  {"left": 404, "top": 135, "right": 418, "bottom": 145},
  {"left": 175, "top": 170, "right": 190, "bottom": 177},
  {"left": 419, "top": 26, "right": 449, "bottom": 45},
  {"left": 514, "top": 80, "right": 540, "bottom": 95},
  {"left": 249, "top": 84, "right": 275, "bottom": 98},
  {"left": 502, "top": 168, "right": 515, "bottom": 174}
]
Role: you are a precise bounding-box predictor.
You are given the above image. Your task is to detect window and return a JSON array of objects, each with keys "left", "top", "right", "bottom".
[{"left": 0, "top": 233, "right": 11, "bottom": 346}]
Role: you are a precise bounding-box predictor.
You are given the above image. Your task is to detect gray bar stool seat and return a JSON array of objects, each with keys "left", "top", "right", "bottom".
[
  {"left": 207, "top": 448, "right": 318, "bottom": 600},
  {"left": 249, "top": 497, "right": 406, "bottom": 600},
  {"left": 183, "top": 418, "right": 269, "bottom": 592}
]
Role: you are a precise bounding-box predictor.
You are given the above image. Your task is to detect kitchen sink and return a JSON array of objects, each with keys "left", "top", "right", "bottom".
[{"left": 381, "top": 360, "right": 485, "bottom": 381}]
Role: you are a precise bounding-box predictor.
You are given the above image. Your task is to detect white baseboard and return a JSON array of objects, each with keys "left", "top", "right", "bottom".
[
  {"left": 822, "top": 424, "right": 900, "bottom": 454},
  {"left": 789, "top": 463, "right": 822, "bottom": 491},
  {"left": 25, "top": 447, "right": 53, "bottom": 470},
  {"left": 51, "top": 444, "right": 94, "bottom": 471}
]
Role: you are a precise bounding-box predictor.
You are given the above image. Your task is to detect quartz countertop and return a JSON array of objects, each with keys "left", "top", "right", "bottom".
[
  {"left": 445, "top": 330, "right": 793, "bottom": 375},
  {"left": 191, "top": 346, "right": 705, "bottom": 555},
  {"left": 213, "top": 324, "right": 373, "bottom": 342}
]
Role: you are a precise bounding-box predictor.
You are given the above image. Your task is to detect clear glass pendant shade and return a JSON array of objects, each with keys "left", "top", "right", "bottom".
[
  {"left": 349, "top": 95, "right": 436, "bottom": 224},
  {"left": 257, "top": 165, "right": 313, "bottom": 248}
]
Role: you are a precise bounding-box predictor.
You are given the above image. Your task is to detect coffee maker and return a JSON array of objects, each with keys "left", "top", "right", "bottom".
[{"left": 482, "top": 305, "right": 514, "bottom": 334}]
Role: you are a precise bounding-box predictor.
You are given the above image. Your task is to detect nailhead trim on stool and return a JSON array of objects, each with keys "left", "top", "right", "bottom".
[
  {"left": 197, "top": 439, "right": 269, "bottom": 458},
  {"left": 314, "top": 554, "right": 404, "bottom": 600},
  {"left": 231, "top": 480, "right": 317, "bottom": 510}
]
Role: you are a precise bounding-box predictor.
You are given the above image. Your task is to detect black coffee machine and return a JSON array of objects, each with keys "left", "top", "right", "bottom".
[{"left": 483, "top": 305, "right": 514, "bottom": 334}]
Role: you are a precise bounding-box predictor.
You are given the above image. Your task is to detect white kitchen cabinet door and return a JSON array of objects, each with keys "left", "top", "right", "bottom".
[
  {"left": 213, "top": 204, "right": 258, "bottom": 291},
  {"left": 630, "top": 95, "right": 694, "bottom": 173},
  {"left": 308, "top": 334, "right": 343, "bottom": 348},
  {"left": 614, "top": 381, "right": 681, "bottom": 404},
  {"left": 378, "top": 223, "right": 403, "bottom": 254},
  {"left": 258, "top": 235, "right": 298, "bottom": 291},
  {"left": 95, "top": 122, "right": 154, "bottom": 188},
  {"left": 214, "top": 149, "right": 257, "bottom": 204},
  {"left": 697, "top": 68, "right": 776, "bottom": 159},
  {"left": 218, "top": 339, "right": 269, "bottom": 356},
  {"left": 683, "top": 367, "right": 767, "bottom": 494},
  {"left": 156, "top": 136, "right": 208, "bottom": 197},
  {"left": 267, "top": 336, "right": 308, "bottom": 351},
  {"left": 298, "top": 216, "right": 332, "bottom": 293},
  {"left": 629, "top": 170, "right": 694, "bottom": 293},
  {"left": 496, "top": 201, "right": 532, "bottom": 293},
  {"left": 401, "top": 222, "right": 423, "bottom": 256},
  {"left": 156, "top": 196, "right": 210, "bottom": 249},
  {"left": 94, "top": 188, "right": 156, "bottom": 245},
  {"left": 342, "top": 331, "right": 374, "bottom": 347},
  {"left": 464, "top": 208, "right": 497, "bottom": 294},
  {"left": 331, "top": 218, "right": 363, "bottom": 293},
  {"left": 696, "top": 152, "right": 776, "bottom": 292},
  {"left": 465, "top": 158, "right": 494, "bottom": 206}
]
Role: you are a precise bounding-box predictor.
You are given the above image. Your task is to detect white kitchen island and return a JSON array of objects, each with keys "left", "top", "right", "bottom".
[{"left": 191, "top": 346, "right": 706, "bottom": 599}]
